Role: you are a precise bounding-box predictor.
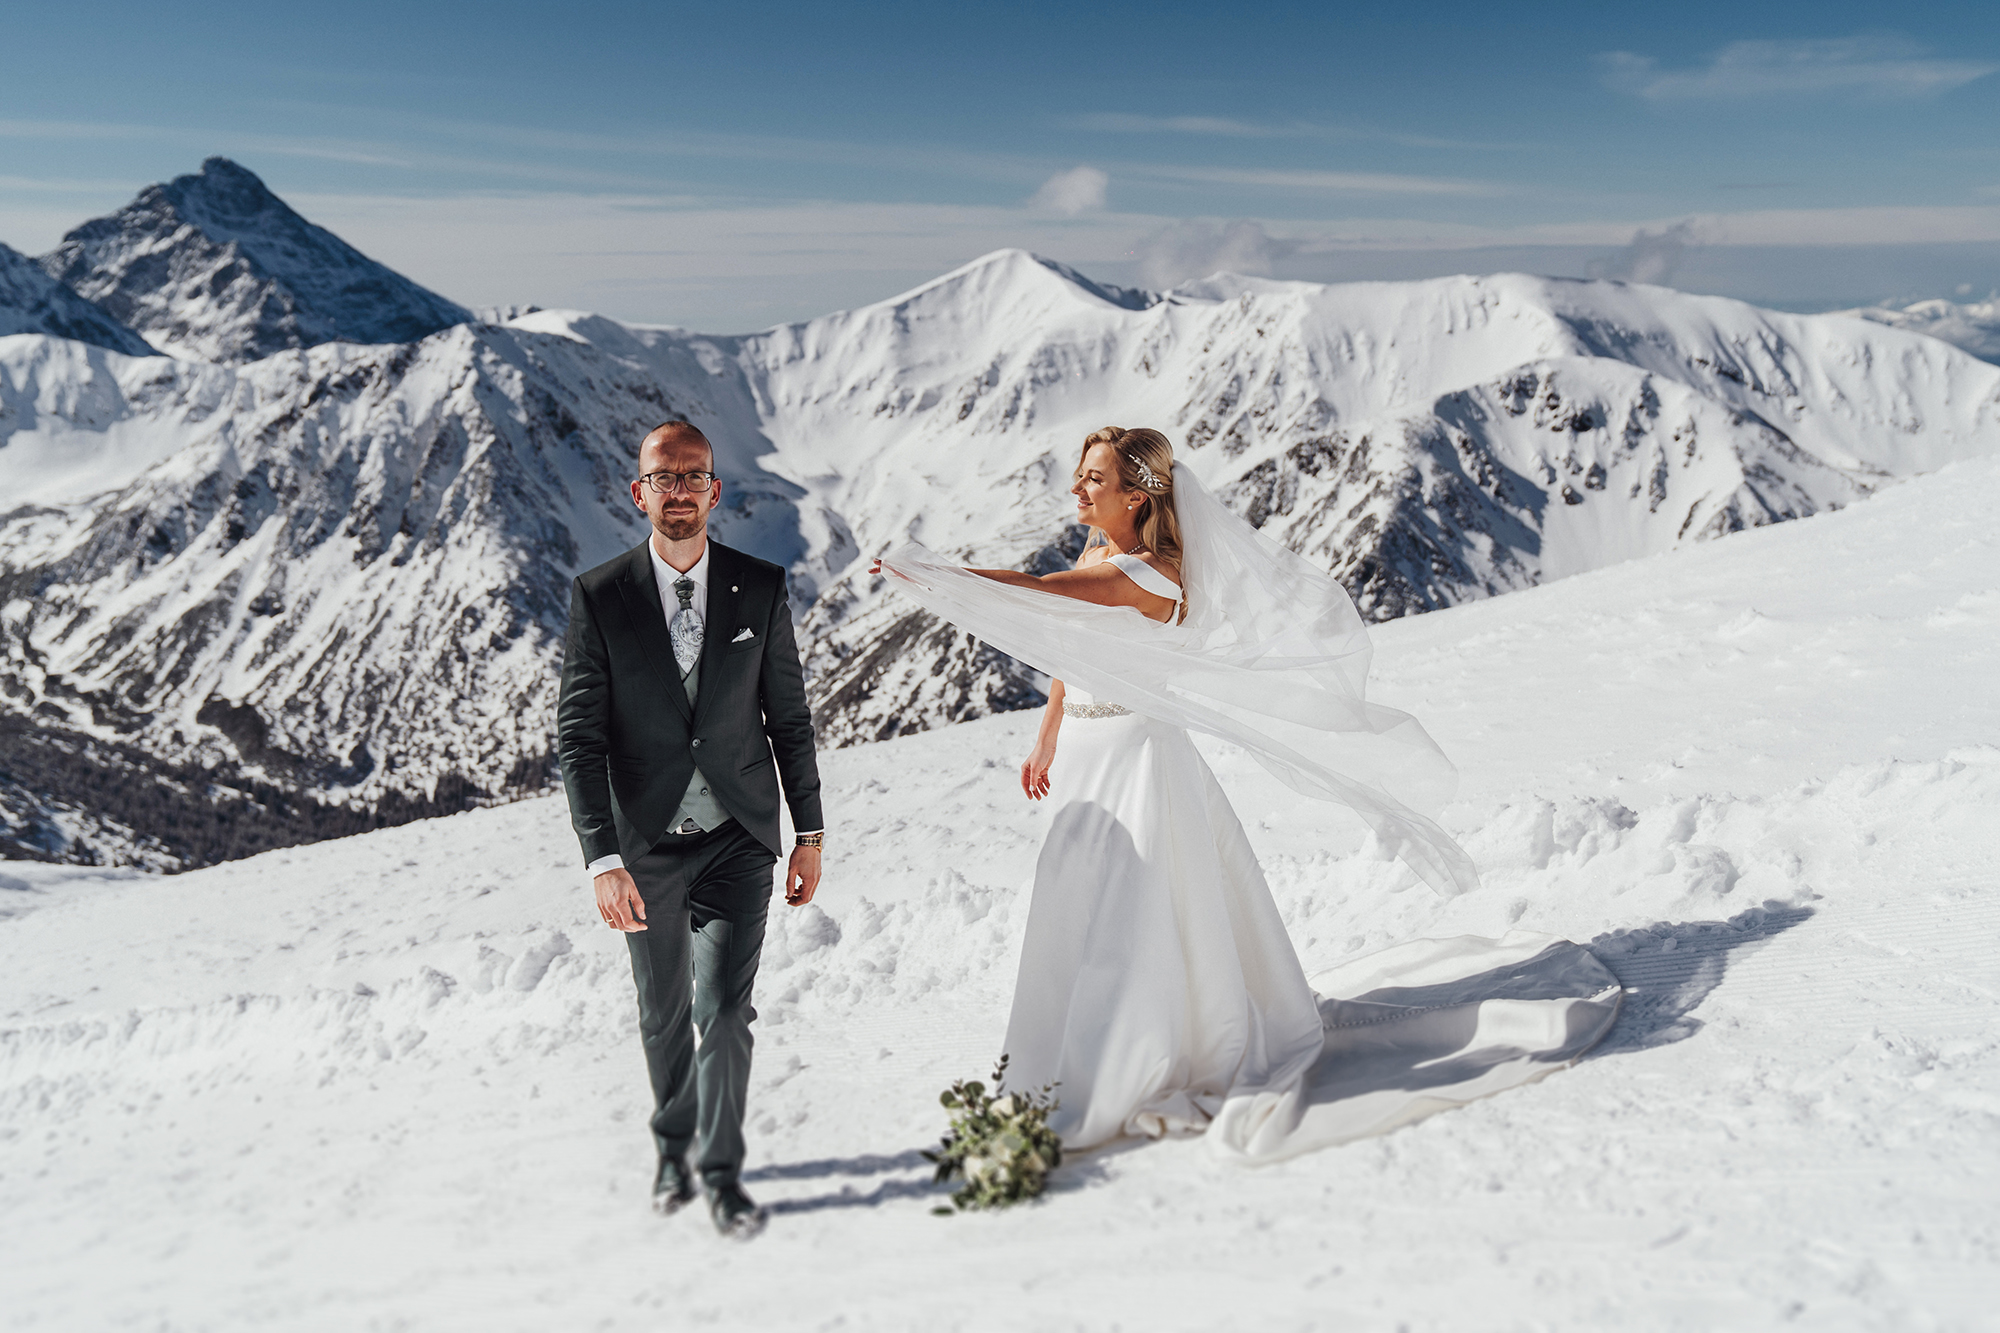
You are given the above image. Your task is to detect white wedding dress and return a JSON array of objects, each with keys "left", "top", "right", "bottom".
[
  {"left": 880, "top": 473, "right": 1623, "bottom": 1163},
  {"left": 1001, "top": 555, "right": 1324, "bottom": 1157}
]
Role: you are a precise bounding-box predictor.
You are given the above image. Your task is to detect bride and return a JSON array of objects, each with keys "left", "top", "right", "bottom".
[{"left": 873, "top": 427, "right": 1620, "bottom": 1162}]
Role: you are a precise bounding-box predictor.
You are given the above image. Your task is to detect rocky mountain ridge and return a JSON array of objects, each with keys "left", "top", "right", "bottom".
[
  {"left": 36, "top": 158, "right": 470, "bottom": 364},
  {"left": 0, "top": 243, "right": 156, "bottom": 356},
  {"left": 4, "top": 170, "right": 1999, "bottom": 869},
  {"left": 748, "top": 255, "right": 1999, "bottom": 742}
]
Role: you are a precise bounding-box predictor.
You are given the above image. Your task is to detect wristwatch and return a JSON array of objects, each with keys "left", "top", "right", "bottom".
[{"left": 795, "top": 831, "right": 824, "bottom": 849}]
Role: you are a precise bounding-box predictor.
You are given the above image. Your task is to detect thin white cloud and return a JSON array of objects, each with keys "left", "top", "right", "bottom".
[
  {"left": 0, "top": 173, "right": 156, "bottom": 193},
  {"left": 343, "top": 111, "right": 1058, "bottom": 185},
  {"left": 1688, "top": 204, "right": 2000, "bottom": 245},
  {"left": 0, "top": 118, "right": 159, "bottom": 140},
  {"left": 1130, "top": 164, "right": 1496, "bottom": 197},
  {"left": 0, "top": 116, "right": 662, "bottom": 188},
  {"left": 1599, "top": 36, "right": 2000, "bottom": 101},
  {"left": 1074, "top": 114, "right": 1275, "bottom": 137},
  {"left": 0, "top": 118, "right": 406, "bottom": 169},
  {"left": 1070, "top": 113, "right": 1530, "bottom": 152},
  {"left": 1028, "top": 166, "right": 1109, "bottom": 215},
  {"left": 246, "top": 142, "right": 417, "bottom": 169},
  {"left": 0, "top": 110, "right": 1063, "bottom": 193}
]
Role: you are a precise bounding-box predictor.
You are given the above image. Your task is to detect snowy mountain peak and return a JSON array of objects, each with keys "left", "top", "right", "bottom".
[
  {"left": 153, "top": 156, "right": 304, "bottom": 235},
  {"left": 889, "top": 248, "right": 1160, "bottom": 316},
  {"left": 0, "top": 243, "right": 155, "bottom": 355},
  {"left": 5, "top": 190, "right": 2000, "bottom": 869},
  {"left": 1020, "top": 252, "right": 1160, "bottom": 312},
  {"left": 1839, "top": 295, "right": 2000, "bottom": 365},
  {"left": 37, "top": 158, "right": 471, "bottom": 364}
]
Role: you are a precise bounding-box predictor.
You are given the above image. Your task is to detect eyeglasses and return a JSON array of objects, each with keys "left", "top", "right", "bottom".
[{"left": 637, "top": 470, "right": 717, "bottom": 494}]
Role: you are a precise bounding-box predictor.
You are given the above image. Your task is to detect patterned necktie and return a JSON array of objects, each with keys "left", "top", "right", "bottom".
[{"left": 670, "top": 575, "right": 703, "bottom": 675}]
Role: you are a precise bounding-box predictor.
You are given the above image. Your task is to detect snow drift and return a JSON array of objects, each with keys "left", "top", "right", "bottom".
[{"left": 4, "top": 453, "right": 1996, "bottom": 1329}]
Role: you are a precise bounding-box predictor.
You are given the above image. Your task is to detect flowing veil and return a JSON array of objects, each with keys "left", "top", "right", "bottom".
[{"left": 877, "top": 461, "right": 1480, "bottom": 896}]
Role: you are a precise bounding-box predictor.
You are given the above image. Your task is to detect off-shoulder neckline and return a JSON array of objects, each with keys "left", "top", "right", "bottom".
[{"left": 1104, "top": 551, "right": 1183, "bottom": 597}]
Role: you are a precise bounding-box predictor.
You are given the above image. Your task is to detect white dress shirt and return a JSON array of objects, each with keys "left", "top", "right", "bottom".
[
  {"left": 648, "top": 537, "right": 710, "bottom": 630},
  {"left": 587, "top": 538, "right": 818, "bottom": 882}
]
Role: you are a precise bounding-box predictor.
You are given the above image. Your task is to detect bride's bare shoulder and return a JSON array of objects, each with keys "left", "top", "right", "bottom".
[{"left": 1074, "top": 545, "right": 1112, "bottom": 570}]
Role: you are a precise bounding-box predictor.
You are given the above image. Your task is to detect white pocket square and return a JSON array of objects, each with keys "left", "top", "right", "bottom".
[{"left": 731, "top": 627, "right": 756, "bottom": 642}]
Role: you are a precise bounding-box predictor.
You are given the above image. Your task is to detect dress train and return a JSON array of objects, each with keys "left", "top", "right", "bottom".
[{"left": 1004, "top": 691, "right": 1621, "bottom": 1163}]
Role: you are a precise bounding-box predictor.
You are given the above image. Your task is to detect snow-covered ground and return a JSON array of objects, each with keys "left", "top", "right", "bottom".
[{"left": 3, "top": 456, "right": 1997, "bottom": 1331}]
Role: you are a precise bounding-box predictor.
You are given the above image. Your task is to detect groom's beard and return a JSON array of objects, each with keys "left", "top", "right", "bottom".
[{"left": 653, "top": 507, "right": 704, "bottom": 541}]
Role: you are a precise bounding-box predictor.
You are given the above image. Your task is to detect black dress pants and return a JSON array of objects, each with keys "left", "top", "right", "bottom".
[{"left": 624, "top": 819, "right": 776, "bottom": 1189}]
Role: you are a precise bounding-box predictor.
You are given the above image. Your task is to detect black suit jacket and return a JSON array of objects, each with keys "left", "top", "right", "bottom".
[{"left": 557, "top": 538, "right": 823, "bottom": 862}]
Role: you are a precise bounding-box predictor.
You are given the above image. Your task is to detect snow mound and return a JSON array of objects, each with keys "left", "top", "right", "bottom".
[{"left": 3, "top": 456, "right": 1997, "bottom": 1328}]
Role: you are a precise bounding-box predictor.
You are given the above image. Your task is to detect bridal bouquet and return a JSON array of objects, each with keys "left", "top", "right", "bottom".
[{"left": 924, "top": 1056, "right": 1062, "bottom": 1213}]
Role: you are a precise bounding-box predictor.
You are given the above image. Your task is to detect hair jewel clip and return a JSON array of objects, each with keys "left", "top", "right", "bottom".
[{"left": 1129, "top": 455, "right": 1166, "bottom": 492}]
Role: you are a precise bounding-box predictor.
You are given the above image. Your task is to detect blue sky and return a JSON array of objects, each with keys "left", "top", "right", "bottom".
[{"left": 4, "top": 1, "right": 1998, "bottom": 329}]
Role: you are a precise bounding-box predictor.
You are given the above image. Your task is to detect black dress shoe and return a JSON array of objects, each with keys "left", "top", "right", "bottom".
[
  {"left": 706, "top": 1181, "right": 768, "bottom": 1239},
  {"left": 652, "top": 1153, "right": 697, "bottom": 1216}
]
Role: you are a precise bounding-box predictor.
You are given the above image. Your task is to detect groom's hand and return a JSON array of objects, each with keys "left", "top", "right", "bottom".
[
  {"left": 785, "top": 846, "right": 822, "bottom": 906},
  {"left": 594, "top": 868, "right": 648, "bottom": 932}
]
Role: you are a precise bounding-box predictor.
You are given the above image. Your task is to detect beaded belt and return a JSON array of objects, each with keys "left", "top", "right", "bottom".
[{"left": 1063, "top": 701, "right": 1132, "bottom": 719}]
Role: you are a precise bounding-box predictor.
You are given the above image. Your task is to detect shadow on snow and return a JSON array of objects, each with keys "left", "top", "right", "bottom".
[
  {"left": 1586, "top": 902, "right": 1816, "bottom": 1057},
  {"left": 744, "top": 902, "right": 1816, "bottom": 1212}
]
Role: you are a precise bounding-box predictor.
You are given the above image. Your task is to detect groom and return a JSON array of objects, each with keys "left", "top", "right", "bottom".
[{"left": 557, "top": 420, "right": 824, "bottom": 1239}]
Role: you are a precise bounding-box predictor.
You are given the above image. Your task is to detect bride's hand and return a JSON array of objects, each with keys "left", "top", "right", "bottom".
[
  {"left": 1020, "top": 741, "right": 1055, "bottom": 801},
  {"left": 868, "top": 558, "right": 882, "bottom": 575}
]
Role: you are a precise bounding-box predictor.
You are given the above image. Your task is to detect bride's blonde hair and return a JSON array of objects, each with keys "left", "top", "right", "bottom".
[{"left": 1077, "top": 426, "right": 1186, "bottom": 622}]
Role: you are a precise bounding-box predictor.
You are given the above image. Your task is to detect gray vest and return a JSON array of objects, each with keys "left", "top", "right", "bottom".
[{"left": 670, "top": 657, "right": 732, "bottom": 831}]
